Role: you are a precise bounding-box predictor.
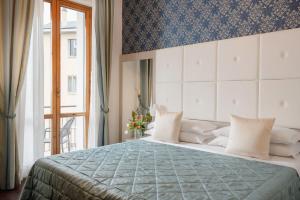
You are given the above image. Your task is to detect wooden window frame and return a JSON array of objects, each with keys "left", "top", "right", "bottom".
[{"left": 44, "top": 0, "right": 92, "bottom": 154}]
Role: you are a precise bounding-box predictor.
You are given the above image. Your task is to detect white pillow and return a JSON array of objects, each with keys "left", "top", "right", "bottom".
[
  {"left": 179, "top": 132, "right": 215, "bottom": 144},
  {"left": 271, "top": 127, "right": 300, "bottom": 144},
  {"left": 208, "top": 136, "right": 228, "bottom": 147},
  {"left": 225, "top": 115, "right": 275, "bottom": 160},
  {"left": 213, "top": 126, "right": 300, "bottom": 144},
  {"left": 153, "top": 111, "right": 183, "bottom": 143},
  {"left": 209, "top": 136, "right": 300, "bottom": 158},
  {"left": 212, "top": 126, "right": 230, "bottom": 137},
  {"left": 270, "top": 143, "right": 300, "bottom": 158},
  {"left": 180, "top": 119, "right": 220, "bottom": 134}
]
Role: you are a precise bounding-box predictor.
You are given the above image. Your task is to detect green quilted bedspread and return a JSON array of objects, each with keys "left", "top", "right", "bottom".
[{"left": 21, "top": 140, "right": 300, "bottom": 200}]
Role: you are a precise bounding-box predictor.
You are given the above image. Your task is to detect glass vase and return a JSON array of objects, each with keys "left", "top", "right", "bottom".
[{"left": 134, "top": 129, "right": 144, "bottom": 139}]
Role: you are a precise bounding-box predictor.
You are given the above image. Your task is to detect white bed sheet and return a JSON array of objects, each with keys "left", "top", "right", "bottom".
[{"left": 142, "top": 136, "right": 300, "bottom": 175}]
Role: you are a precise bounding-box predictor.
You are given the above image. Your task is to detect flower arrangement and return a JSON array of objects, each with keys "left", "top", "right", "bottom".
[{"left": 127, "top": 111, "right": 152, "bottom": 135}]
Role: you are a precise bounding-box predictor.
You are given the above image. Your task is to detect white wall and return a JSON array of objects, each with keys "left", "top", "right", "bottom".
[
  {"left": 154, "top": 28, "right": 300, "bottom": 129},
  {"left": 71, "top": 0, "right": 92, "bottom": 7}
]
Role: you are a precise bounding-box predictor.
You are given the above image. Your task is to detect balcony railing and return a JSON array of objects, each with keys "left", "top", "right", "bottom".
[{"left": 44, "top": 106, "right": 83, "bottom": 156}]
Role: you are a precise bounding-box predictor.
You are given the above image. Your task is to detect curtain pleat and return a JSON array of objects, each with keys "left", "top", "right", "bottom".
[
  {"left": 94, "top": 0, "right": 114, "bottom": 146},
  {"left": 0, "top": 0, "right": 34, "bottom": 190},
  {"left": 17, "top": 0, "right": 45, "bottom": 179}
]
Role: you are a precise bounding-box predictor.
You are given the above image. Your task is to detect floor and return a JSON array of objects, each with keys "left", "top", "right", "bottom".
[{"left": 0, "top": 181, "right": 24, "bottom": 200}]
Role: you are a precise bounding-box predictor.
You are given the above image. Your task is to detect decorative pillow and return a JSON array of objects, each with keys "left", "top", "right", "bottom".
[
  {"left": 180, "top": 119, "right": 220, "bottom": 134},
  {"left": 208, "top": 136, "right": 228, "bottom": 147},
  {"left": 270, "top": 143, "right": 300, "bottom": 158},
  {"left": 213, "top": 126, "right": 300, "bottom": 144},
  {"left": 212, "top": 126, "right": 230, "bottom": 137},
  {"left": 271, "top": 127, "right": 300, "bottom": 144},
  {"left": 225, "top": 115, "right": 275, "bottom": 160},
  {"left": 209, "top": 136, "right": 300, "bottom": 158},
  {"left": 179, "top": 132, "right": 215, "bottom": 144},
  {"left": 153, "top": 111, "right": 183, "bottom": 143}
]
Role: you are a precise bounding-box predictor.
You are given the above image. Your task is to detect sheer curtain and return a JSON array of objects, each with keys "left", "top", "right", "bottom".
[
  {"left": 16, "top": 0, "right": 44, "bottom": 179},
  {"left": 88, "top": 0, "right": 99, "bottom": 148},
  {"left": 0, "top": 0, "right": 34, "bottom": 190}
]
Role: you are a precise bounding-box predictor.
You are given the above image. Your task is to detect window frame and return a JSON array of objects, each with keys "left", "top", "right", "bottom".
[{"left": 44, "top": 0, "right": 92, "bottom": 155}]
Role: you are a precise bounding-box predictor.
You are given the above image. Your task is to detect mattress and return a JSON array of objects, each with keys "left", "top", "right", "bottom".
[{"left": 21, "top": 140, "right": 300, "bottom": 200}]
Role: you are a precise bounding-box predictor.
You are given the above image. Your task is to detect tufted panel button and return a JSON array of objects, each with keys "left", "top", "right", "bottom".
[
  {"left": 233, "top": 56, "right": 240, "bottom": 62},
  {"left": 232, "top": 99, "right": 238, "bottom": 105},
  {"left": 280, "top": 51, "right": 288, "bottom": 59},
  {"left": 196, "top": 59, "right": 202, "bottom": 65},
  {"left": 195, "top": 98, "right": 200, "bottom": 104},
  {"left": 166, "top": 64, "right": 170, "bottom": 69},
  {"left": 165, "top": 98, "right": 169, "bottom": 103},
  {"left": 280, "top": 100, "right": 288, "bottom": 108}
]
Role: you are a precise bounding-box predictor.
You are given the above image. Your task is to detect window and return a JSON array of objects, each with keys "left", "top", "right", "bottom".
[
  {"left": 68, "top": 75, "right": 77, "bottom": 93},
  {"left": 43, "top": 0, "right": 91, "bottom": 155},
  {"left": 68, "top": 39, "right": 77, "bottom": 57}
]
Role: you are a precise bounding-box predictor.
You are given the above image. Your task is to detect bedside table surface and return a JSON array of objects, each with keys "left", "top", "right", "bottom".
[{"left": 122, "top": 134, "right": 151, "bottom": 142}]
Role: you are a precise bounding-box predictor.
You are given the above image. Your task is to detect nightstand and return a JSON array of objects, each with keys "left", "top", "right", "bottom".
[{"left": 122, "top": 133, "right": 151, "bottom": 142}]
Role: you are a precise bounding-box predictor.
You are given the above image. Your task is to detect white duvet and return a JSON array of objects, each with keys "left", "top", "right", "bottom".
[{"left": 142, "top": 136, "right": 300, "bottom": 175}]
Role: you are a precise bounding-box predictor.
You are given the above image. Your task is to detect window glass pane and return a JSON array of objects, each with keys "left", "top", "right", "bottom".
[
  {"left": 67, "top": 75, "right": 77, "bottom": 93},
  {"left": 73, "top": 76, "right": 77, "bottom": 92},
  {"left": 60, "top": 7, "right": 86, "bottom": 113}
]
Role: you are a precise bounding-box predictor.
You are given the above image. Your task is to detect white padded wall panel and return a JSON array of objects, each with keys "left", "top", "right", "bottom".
[
  {"left": 184, "top": 42, "right": 216, "bottom": 81},
  {"left": 260, "top": 28, "right": 300, "bottom": 79},
  {"left": 217, "top": 81, "right": 257, "bottom": 122},
  {"left": 259, "top": 79, "right": 300, "bottom": 128},
  {"left": 156, "top": 83, "right": 182, "bottom": 112},
  {"left": 153, "top": 28, "right": 300, "bottom": 128},
  {"left": 156, "top": 47, "right": 182, "bottom": 82},
  {"left": 183, "top": 82, "right": 215, "bottom": 120},
  {"left": 218, "top": 35, "right": 259, "bottom": 81}
]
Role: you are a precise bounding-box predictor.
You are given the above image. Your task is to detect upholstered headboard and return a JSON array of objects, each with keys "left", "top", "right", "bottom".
[{"left": 155, "top": 28, "right": 300, "bottom": 129}]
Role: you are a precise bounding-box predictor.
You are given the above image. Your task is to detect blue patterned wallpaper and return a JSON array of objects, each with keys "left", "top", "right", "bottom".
[{"left": 122, "top": 0, "right": 300, "bottom": 54}]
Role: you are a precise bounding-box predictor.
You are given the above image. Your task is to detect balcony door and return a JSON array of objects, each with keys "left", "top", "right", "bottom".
[{"left": 43, "top": 0, "right": 91, "bottom": 155}]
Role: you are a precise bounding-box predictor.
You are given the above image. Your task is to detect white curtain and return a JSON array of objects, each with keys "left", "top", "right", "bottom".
[
  {"left": 88, "top": 0, "right": 99, "bottom": 148},
  {"left": 16, "top": 0, "right": 44, "bottom": 178}
]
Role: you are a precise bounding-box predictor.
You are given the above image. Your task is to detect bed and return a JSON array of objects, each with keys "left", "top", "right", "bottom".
[
  {"left": 20, "top": 27, "right": 300, "bottom": 200},
  {"left": 20, "top": 139, "right": 300, "bottom": 200}
]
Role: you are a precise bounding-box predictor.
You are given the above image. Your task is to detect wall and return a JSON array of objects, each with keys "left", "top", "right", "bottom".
[
  {"left": 71, "top": 0, "right": 92, "bottom": 7},
  {"left": 155, "top": 28, "right": 300, "bottom": 128},
  {"left": 122, "top": 0, "right": 300, "bottom": 54}
]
